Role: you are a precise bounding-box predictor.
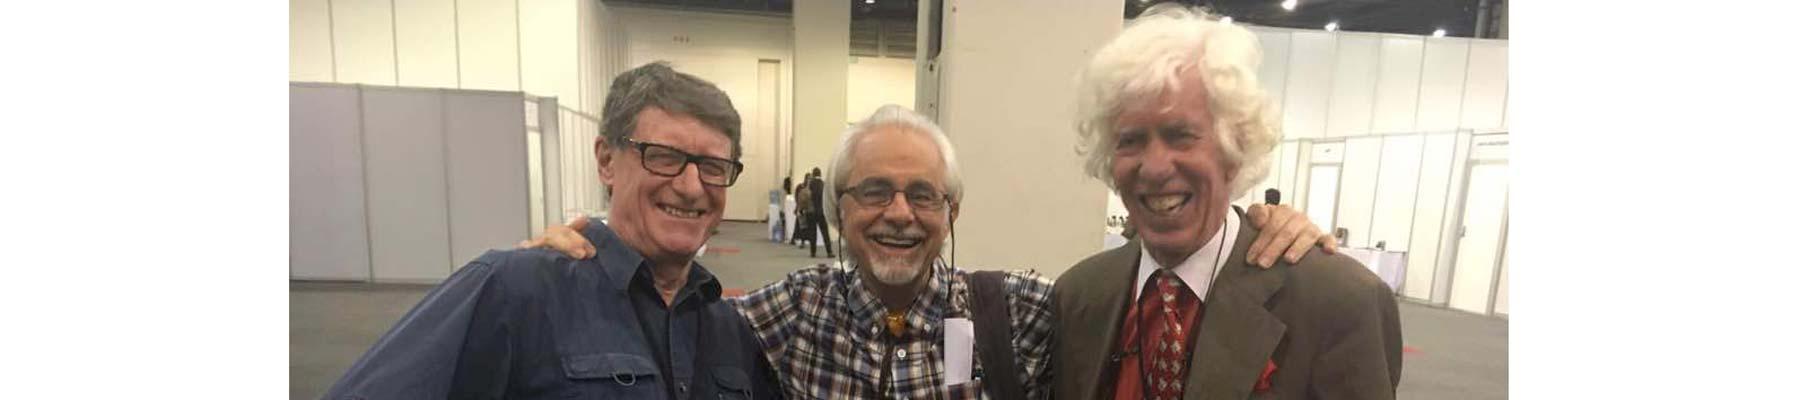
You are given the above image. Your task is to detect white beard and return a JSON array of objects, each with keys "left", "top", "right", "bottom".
[{"left": 868, "top": 256, "right": 926, "bottom": 285}]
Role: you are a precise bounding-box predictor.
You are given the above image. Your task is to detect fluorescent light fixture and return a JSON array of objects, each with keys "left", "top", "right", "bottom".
[
  {"left": 1325, "top": 21, "right": 1338, "bottom": 31},
  {"left": 1221, "top": 16, "right": 1233, "bottom": 24},
  {"left": 1432, "top": 28, "right": 1447, "bottom": 37},
  {"left": 865, "top": 0, "right": 875, "bottom": 4},
  {"left": 1281, "top": 0, "right": 1297, "bottom": 11}
]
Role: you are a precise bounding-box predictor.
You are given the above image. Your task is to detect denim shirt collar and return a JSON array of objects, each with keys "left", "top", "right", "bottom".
[{"left": 586, "top": 218, "right": 721, "bottom": 301}]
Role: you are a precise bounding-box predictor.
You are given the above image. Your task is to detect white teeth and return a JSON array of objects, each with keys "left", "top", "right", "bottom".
[
  {"left": 1144, "top": 194, "right": 1187, "bottom": 213},
  {"left": 659, "top": 205, "right": 702, "bottom": 218},
  {"left": 872, "top": 236, "right": 921, "bottom": 248}
]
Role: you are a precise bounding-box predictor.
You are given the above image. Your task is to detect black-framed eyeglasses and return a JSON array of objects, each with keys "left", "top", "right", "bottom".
[
  {"left": 837, "top": 181, "right": 952, "bottom": 212},
  {"left": 626, "top": 139, "right": 743, "bottom": 187}
]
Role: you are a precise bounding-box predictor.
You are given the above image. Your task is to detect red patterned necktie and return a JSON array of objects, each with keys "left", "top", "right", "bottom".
[{"left": 1142, "top": 269, "right": 1200, "bottom": 400}]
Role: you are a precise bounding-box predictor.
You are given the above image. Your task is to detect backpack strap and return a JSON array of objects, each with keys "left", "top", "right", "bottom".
[{"left": 967, "top": 270, "right": 1025, "bottom": 399}]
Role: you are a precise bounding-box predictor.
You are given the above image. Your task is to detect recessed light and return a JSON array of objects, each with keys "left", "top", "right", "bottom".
[
  {"left": 1325, "top": 21, "right": 1338, "bottom": 31},
  {"left": 1281, "top": 0, "right": 1297, "bottom": 12},
  {"left": 1432, "top": 28, "right": 1447, "bottom": 37}
]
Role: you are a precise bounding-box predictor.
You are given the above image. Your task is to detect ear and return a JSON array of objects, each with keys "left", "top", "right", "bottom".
[
  {"left": 595, "top": 140, "right": 617, "bottom": 184},
  {"left": 947, "top": 200, "right": 961, "bottom": 226}
]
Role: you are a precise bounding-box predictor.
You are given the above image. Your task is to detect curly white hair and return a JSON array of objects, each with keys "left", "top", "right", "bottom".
[{"left": 1074, "top": 4, "right": 1282, "bottom": 200}]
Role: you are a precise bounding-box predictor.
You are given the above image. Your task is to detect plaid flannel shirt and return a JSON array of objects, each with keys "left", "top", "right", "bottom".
[{"left": 731, "top": 260, "right": 1055, "bottom": 399}]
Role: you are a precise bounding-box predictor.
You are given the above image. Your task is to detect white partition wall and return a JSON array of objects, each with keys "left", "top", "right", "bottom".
[
  {"left": 290, "top": 84, "right": 370, "bottom": 281},
  {"left": 445, "top": 92, "right": 530, "bottom": 272},
  {"left": 361, "top": 87, "right": 453, "bottom": 282},
  {"left": 1403, "top": 133, "right": 1459, "bottom": 298},
  {"left": 330, "top": 0, "right": 398, "bottom": 85},
  {"left": 394, "top": 0, "right": 460, "bottom": 88},
  {"left": 1370, "top": 135, "right": 1425, "bottom": 250},
  {"left": 1325, "top": 35, "right": 1380, "bottom": 138},
  {"left": 1371, "top": 36, "right": 1424, "bottom": 133},
  {"left": 1414, "top": 37, "right": 1472, "bottom": 131},
  {"left": 1283, "top": 31, "right": 1336, "bottom": 140},
  {"left": 290, "top": 83, "right": 532, "bottom": 284},
  {"left": 290, "top": 0, "right": 334, "bottom": 82},
  {"left": 1274, "top": 130, "right": 1505, "bottom": 313},
  {"left": 1335, "top": 137, "right": 1383, "bottom": 247}
]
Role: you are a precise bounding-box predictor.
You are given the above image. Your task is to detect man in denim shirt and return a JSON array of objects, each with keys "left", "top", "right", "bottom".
[{"left": 325, "top": 62, "right": 782, "bottom": 400}]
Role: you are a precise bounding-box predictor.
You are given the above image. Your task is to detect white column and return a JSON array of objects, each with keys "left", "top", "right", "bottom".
[
  {"left": 934, "top": 0, "right": 1123, "bottom": 277},
  {"left": 791, "top": 0, "right": 850, "bottom": 181}
]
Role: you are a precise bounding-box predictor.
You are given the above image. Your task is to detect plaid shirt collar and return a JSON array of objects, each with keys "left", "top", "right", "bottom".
[{"left": 840, "top": 259, "right": 957, "bottom": 339}]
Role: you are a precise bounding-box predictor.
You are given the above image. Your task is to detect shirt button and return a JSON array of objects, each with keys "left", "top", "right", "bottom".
[
  {"left": 678, "top": 382, "right": 688, "bottom": 393},
  {"left": 897, "top": 349, "right": 908, "bottom": 359}
]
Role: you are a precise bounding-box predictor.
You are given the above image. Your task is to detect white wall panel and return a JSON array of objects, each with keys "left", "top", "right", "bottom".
[
  {"left": 935, "top": 0, "right": 1118, "bottom": 277},
  {"left": 1325, "top": 35, "right": 1380, "bottom": 138},
  {"left": 1282, "top": 31, "right": 1336, "bottom": 139},
  {"left": 1459, "top": 41, "right": 1509, "bottom": 131},
  {"left": 847, "top": 57, "right": 917, "bottom": 123},
  {"left": 1414, "top": 38, "right": 1470, "bottom": 131},
  {"left": 1275, "top": 142, "right": 1301, "bottom": 204},
  {"left": 290, "top": 0, "right": 335, "bottom": 81},
  {"left": 393, "top": 0, "right": 459, "bottom": 88},
  {"left": 361, "top": 88, "right": 452, "bottom": 282},
  {"left": 1253, "top": 29, "right": 1291, "bottom": 115},
  {"left": 290, "top": 84, "right": 370, "bottom": 280},
  {"left": 1369, "top": 135, "right": 1424, "bottom": 250},
  {"left": 1336, "top": 137, "right": 1382, "bottom": 247},
  {"left": 457, "top": 0, "right": 520, "bottom": 90},
  {"left": 1371, "top": 36, "right": 1424, "bottom": 133},
  {"left": 521, "top": 0, "right": 578, "bottom": 104},
  {"left": 1402, "top": 133, "right": 1458, "bottom": 299},
  {"left": 330, "top": 0, "right": 397, "bottom": 85},
  {"left": 445, "top": 92, "right": 530, "bottom": 267}
]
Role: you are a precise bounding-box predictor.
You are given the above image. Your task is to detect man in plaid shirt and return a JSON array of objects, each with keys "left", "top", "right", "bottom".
[{"left": 527, "top": 104, "right": 1329, "bottom": 399}]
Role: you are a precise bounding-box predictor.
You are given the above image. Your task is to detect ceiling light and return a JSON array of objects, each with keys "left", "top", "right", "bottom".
[
  {"left": 1432, "top": 28, "right": 1447, "bottom": 37},
  {"left": 1325, "top": 21, "right": 1338, "bottom": 31},
  {"left": 865, "top": 0, "right": 874, "bottom": 4},
  {"left": 1281, "top": 0, "right": 1297, "bottom": 11},
  {"left": 1221, "top": 16, "right": 1233, "bottom": 24}
]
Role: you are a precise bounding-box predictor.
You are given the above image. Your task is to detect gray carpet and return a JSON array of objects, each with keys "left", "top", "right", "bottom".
[{"left": 291, "top": 221, "right": 1506, "bottom": 399}]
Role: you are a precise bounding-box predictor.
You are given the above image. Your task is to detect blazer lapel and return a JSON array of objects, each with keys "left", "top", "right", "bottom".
[
  {"left": 1185, "top": 207, "right": 1288, "bottom": 400},
  {"left": 1070, "top": 239, "right": 1141, "bottom": 400}
]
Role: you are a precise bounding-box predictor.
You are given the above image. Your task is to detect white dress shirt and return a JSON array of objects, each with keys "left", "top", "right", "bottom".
[{"left": 1133, "top": 209, "right": 1241, "bottom": 303}]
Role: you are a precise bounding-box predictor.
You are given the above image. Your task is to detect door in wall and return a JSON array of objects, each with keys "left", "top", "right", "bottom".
[
  {"left": 1305, "top": 164, "right": 1342, "bottom": 235},
  {"left": 1448, "top": 161, "right": 1509, "bottom": 314}
]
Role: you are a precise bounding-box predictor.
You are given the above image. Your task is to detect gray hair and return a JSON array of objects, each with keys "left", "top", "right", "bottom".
[
  {"left": 600, "top": 61, "right": 742, "bottom": 158},
  {"left": 1073, "top": 4, "right": 1281, "bottom": 200},
  {"left": 825, "top": 104, "right": 964, "bottom": 225}
]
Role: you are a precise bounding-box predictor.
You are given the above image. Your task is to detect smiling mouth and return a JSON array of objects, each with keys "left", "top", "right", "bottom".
[
  {"left": 1139, "top": 193, "right": 1192, "bottom": 215},
  {"left": 869, "top": 234, "right": 923, "bottom": 250},
  {"left": 657, "top": 204, "right": 705, "bottom": 219}
]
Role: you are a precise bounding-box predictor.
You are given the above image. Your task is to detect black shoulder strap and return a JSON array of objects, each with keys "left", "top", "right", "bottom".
[{"left": 967, "top": 270, "right": 1025, "bottom": 400}]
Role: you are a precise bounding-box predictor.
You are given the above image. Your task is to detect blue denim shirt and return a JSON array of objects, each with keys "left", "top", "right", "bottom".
[{"left": 325, "top": 220, "right": 782, "bottom": 400}]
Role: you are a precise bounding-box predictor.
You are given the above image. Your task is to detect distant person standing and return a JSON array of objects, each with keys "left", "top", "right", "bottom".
[
  {"left": 782, "top": 176, "right": 797, "bottom": 245},
  {"left": 807, "top": 167, "right": 834, "bottom": 258},
  {"left": 793, "top": 173, "right": 814, "bottom": 248}
]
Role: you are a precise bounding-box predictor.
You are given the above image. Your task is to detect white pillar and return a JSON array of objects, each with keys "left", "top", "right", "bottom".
[
  {"left": 791, "top": 0, "right": 850, "bottom": 181},
  {"left": 933, "top": 0, "right": 1123, "bottom": 277}
]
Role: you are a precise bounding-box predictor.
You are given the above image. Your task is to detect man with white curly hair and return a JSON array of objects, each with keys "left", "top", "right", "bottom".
[{"left": 1051, "top": 5, "right": 1403, "bottom": 400}]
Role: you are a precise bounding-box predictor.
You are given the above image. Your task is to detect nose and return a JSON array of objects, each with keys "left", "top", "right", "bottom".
[
  {"left": 670, "top": 162, "right": 706, "bottom": 196},
  {"left": 877, "top": 192, "right": 917, "bottom": 224},
  {"left": 1135, "top": 136, "right": 1175, "bottom": 186}
]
